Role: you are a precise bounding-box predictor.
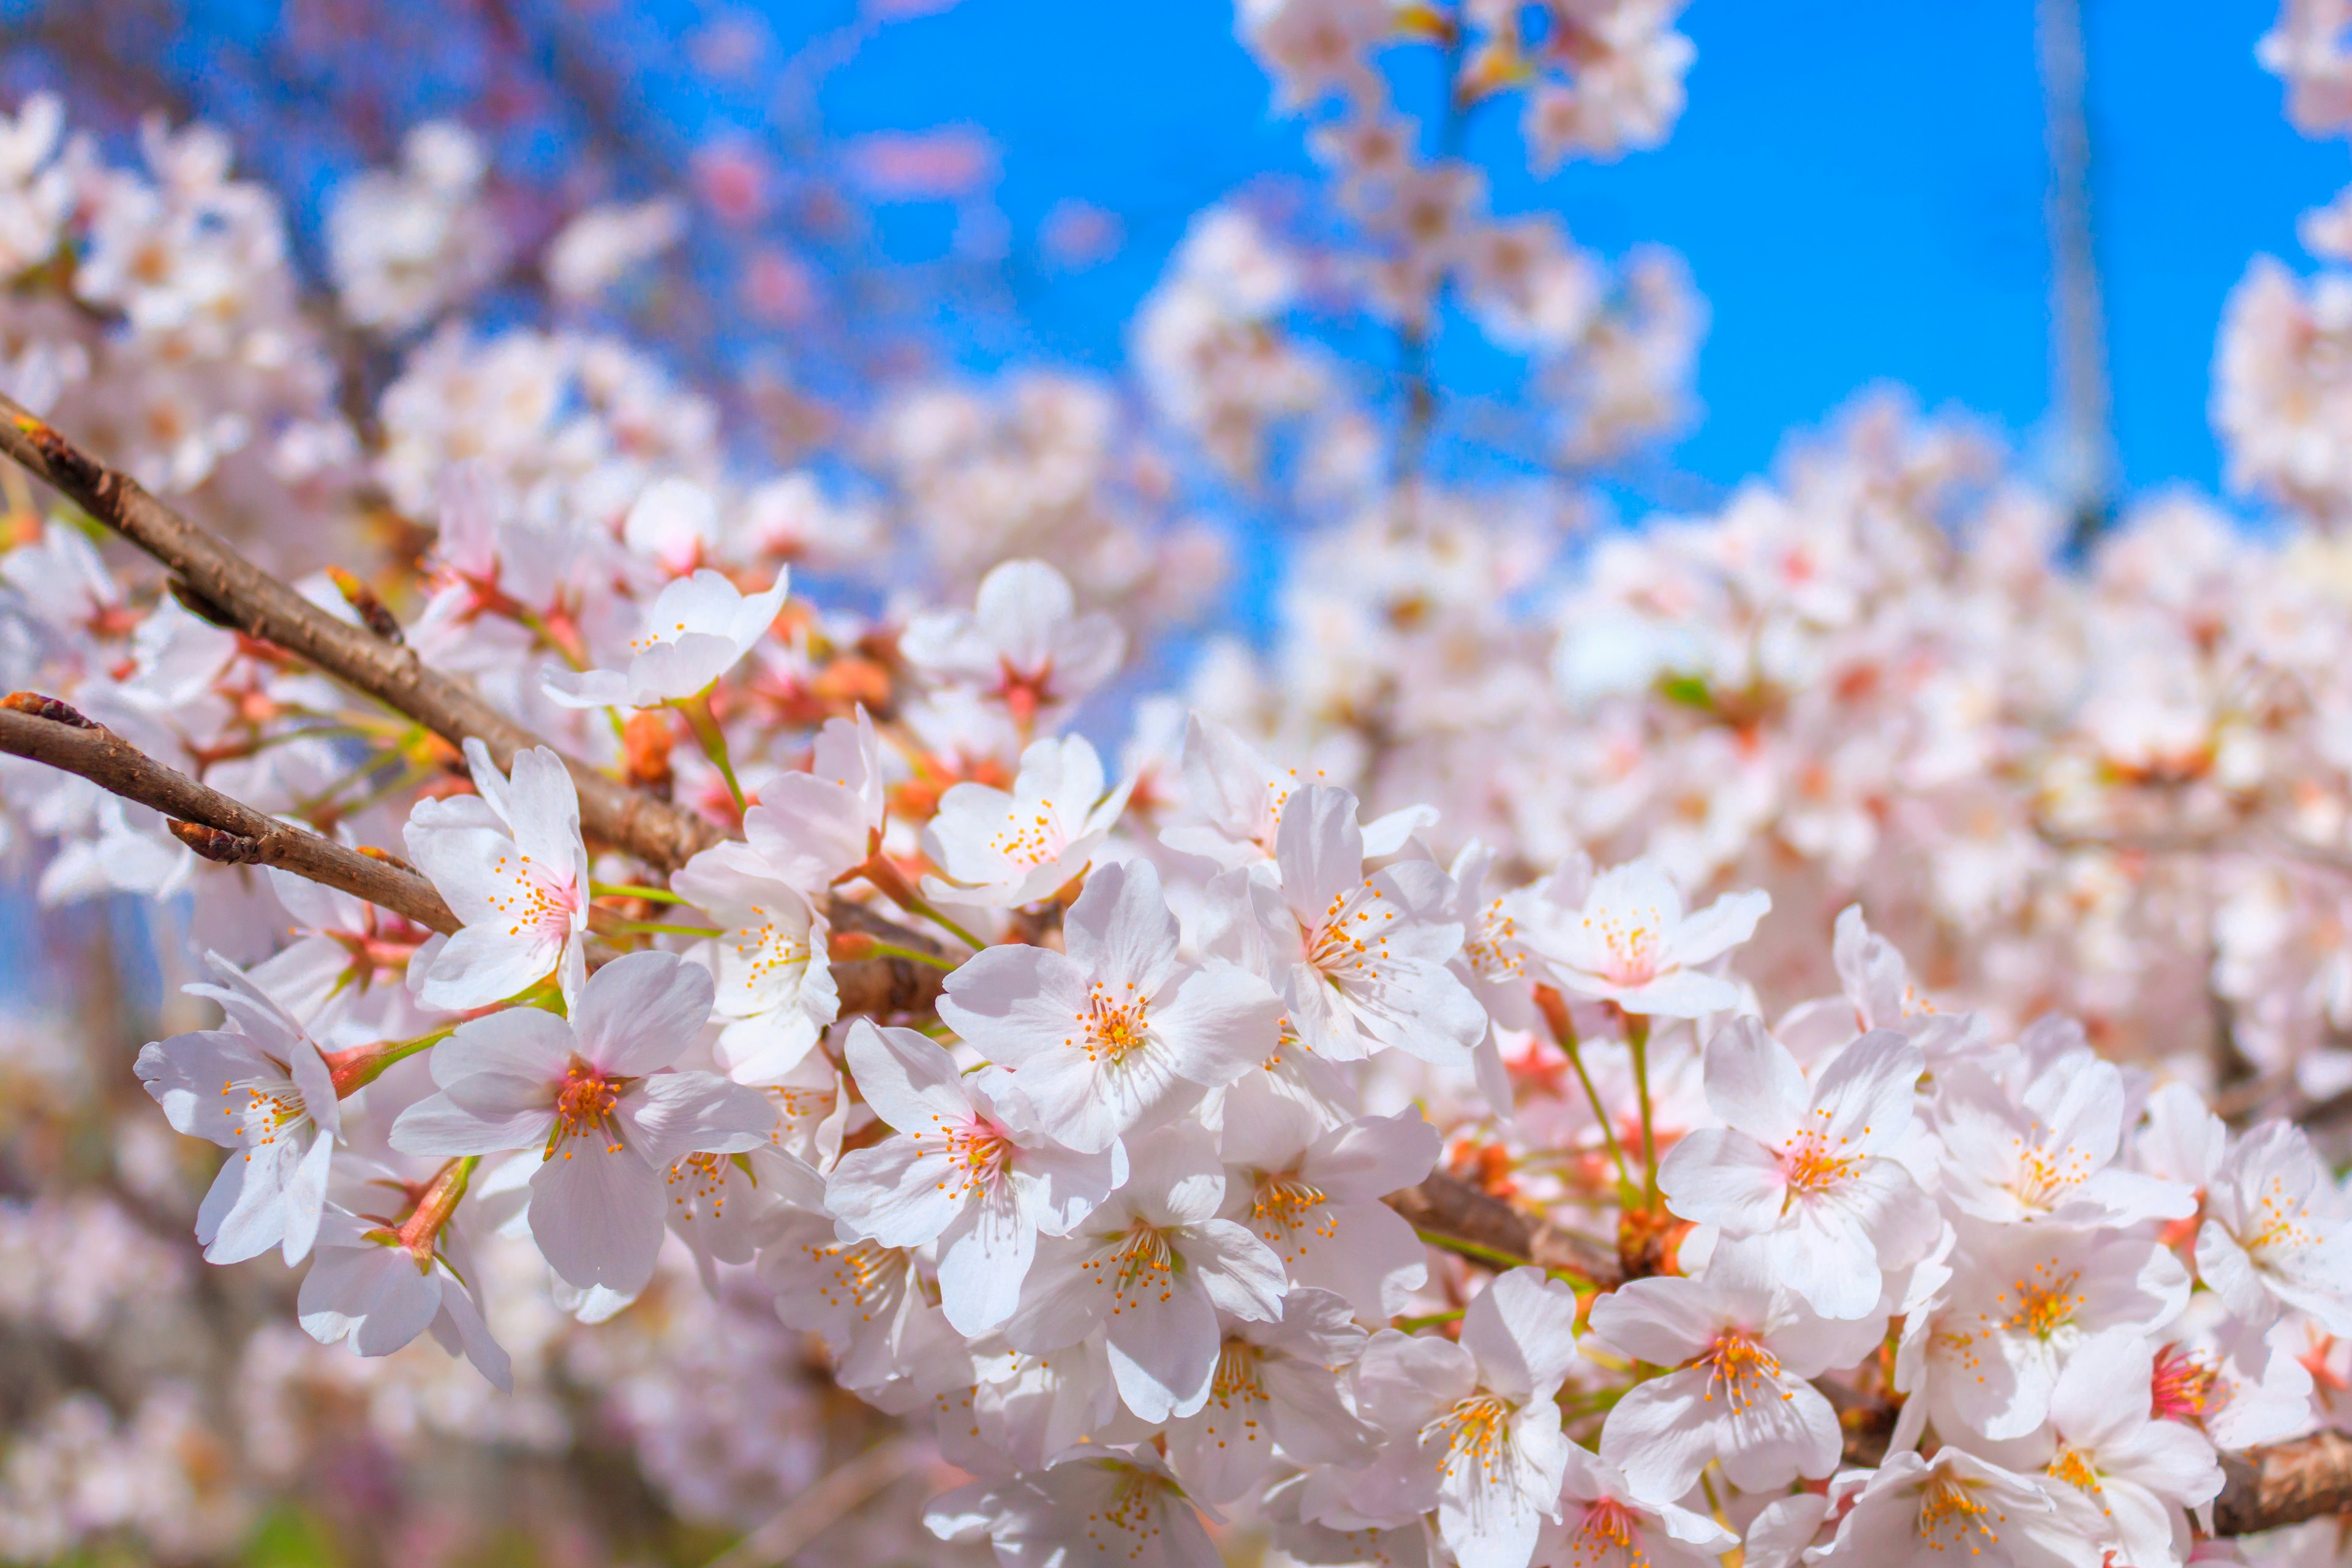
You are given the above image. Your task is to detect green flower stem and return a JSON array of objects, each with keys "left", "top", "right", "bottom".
[{"left": 676, "top": 692, "right": 746, "bottom": 814}]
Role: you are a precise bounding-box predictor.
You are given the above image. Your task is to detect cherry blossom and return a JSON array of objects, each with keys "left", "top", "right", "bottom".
[
  {"left": 1519, "top": 858, "right": 1768, "bottom": 1018},
  {"left": 941, "top": 857, "right": 1282, "bottom": 1152},
  {"left": 900, "top": 558, "right": 1124, "bottom": 733},
  {"left": 1001, "top": 1123, "right": 1288, "bottom": 1422},
  {"left": 1202, "top": 781, "right": 1485, "bottom": 1065},
  {"left": 824, "top": 1019, "right": 1123, "bottom": 1335},
  {"left": 1351, "top": 1267, "right": 1582, "bottom": 1568},
  {"left": 1657, "top": 1020, "right": 1935, "bottom": 1318},
  {"left": 1589, "top": 1242, "right": 1866, "bottom": 1498},
  {"left": 542, "top": 565, "right": 789, "bottom": 709},
  {"left": 387, "top": 951, "right": 775, "bottom": 1294},
  {"left": 134, "top": 954, "right": 342, "bottom": 1266},
  {"left": 404, "top": 740, "right": 590, "bottom": 1011},
  {"left": 921, "top": 733, "right": 1133, "bottom": 908},
  {"left": 2195, "top": 1119, "right": 2352, "bottom": 1334}
]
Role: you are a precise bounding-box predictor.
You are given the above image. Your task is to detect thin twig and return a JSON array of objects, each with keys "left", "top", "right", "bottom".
[
  {"left": 702, "top": 1437, "right": 922, "bottom": 1568},
  {"left": 0, "top": 695, "right": 457, "bottom": 933},
  {"left": 0, "top": 393, "right": 950, "bottom": 1016},
  {"left": 0, "top": 390, "right": 721, "bottom": 873}
]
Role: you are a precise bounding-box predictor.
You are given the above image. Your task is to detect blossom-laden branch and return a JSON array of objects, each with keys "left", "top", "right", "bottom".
[
  {"left": 0, "top": 388, "right": 722, "bottom": 874},
  {"left": 0, "top": 692, "right": 459, "bottom": 932},
  {"left": 0, "top": 393, "right": 949, "bottom": 1018}
]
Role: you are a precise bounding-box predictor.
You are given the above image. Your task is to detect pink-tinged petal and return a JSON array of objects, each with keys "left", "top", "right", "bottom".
[
  {"left": 503, "top": 746, "right": 586, "bottom": 875},
  {"left": 1809, "top": 1030, "right": 1924, "bottom": 1150},
  {"left": 541, "top": 667, "right": 631, "bottom": 708},
  {"left": 1104, "top": 1269, "right": 1222, "bottom": 1422},
  {"left": 1185, "top": 1217, "right": 1289, "bottom": 1323},
  {"left": 1659, "top": 1127, "right": 1786, "bottom": 1234},
  {"left": 1275, "top": 782, "right": 1366, "bottom": 922},
  {"left": 1460, "top": 1266, "right": 1581, "bottom": 1400},
  {"left": 1060, "top": 859, "right": 1181, "bottom": 997},
  {"left": 937, "top": 943, "right": 1091, "bottom": 1068},
  {"left": 1597, "top": 1372, "right": 1719, "bottom": 1504},
  {"left": 279, "top": 1128, "right": 335, "bottom": 1264},
  {"left": 1301, "top": 1109, "right": 1441, "bottom": 1201},
  {"left": 1355, "top": 1327, "right": 1480, "bottom": 1429},
  {"left": 1659, "top": 888, "right": 1770, "bottom": 968},
  {"left": 1713, "top": 1377, "right": 1840, "bottom": 1491},
  {"left": 1586, "top": 1275, "right": 1719, "bottom": 1365},
  {"left": 826, "top": 1134, "right": 969, "bottom": 1249},
  {"left": 1602, "top": 968, "right": 1743, "bottom": 1019},
  {"left": 415, "top": 923, "right": 562, "bottom": 1012},
  {"left": 1125, "top": 1125, "right": 1228, "bottom": 1226},
  {"left": 1700, "top": 1017, "right": 1809, "bottom": 1145},
  {"left": 573, "top": 951, "right": 714, "bottom": 1076},
  {"left": 620, "top": 1071, "right": 775, "bottom": 1166},
  {"left": 1149, "top": 959, "right": 1286, "bottom": 1088},
  {"left": 2049, "top": 1330, "right": 2154, "bottom": 1450},
  {"left": 135, "top": 1032, "right": 271, "bottom": 1145},
  {"left": 627, "top": 631, "right": 741, "bottom": 704},
  {"left": 529, "top": 1144, "right": 666, "bottom": 1294},
  {"left": 431, "top": 1268, "right": 514, "bottom": 1391},
  {"left": 1264, "top": 1196, "right": 1428, "bottom": 1319},
  {"left": 843, "top": 1019, "right": 975, "bottom": 1133},
  {"left": 429, "top": 1006, "right": 573, "bottom": 1088},
  {"left": 299, "top": 1233, "right": 438, "bottom": 1353},
  {"left": 390, "top": 1088, "right": 550, "bottom": 1156},
  {"left": 937, "top": 1182, "right": 1033, "bottom": 1336}
]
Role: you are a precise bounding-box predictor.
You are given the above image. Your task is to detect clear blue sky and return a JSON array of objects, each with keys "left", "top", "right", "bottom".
[{"left": 813, "top": 0, "right": 2343, "bottom": 507}]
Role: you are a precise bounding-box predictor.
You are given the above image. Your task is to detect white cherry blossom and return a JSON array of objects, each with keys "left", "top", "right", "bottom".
[
  {"left": 925, "top": 1450, "right": 1219, "bottom": 1568},
  {"left": 1809, "top": 1447, "right": 2084, "bottom": 1568},
  {"left": 387, "top": 951, "right": 775, "bottom": 1295},
  {"left": 1202, "top": 781, "right": 1485, "bottom": 1065},
  {"left": 1520, "top": 857, "right": 1768, "bottom": 1018},
  {"left": 542, "top": 565, "right": 790, "bottom": 709},
  {"left": 1657, "top": 1020, "right": 1935, "bottom": 1318},
  {"left": 1164, "top": 1286, "right": 1376, "bottom": 1501},
  {"left": 135, "top": 954, "right": 342, "bottom": 1266},
  {"left": 1350, "top": 1267, "right": 1582, "bottom": 1568},
  {"left": 404, "top": 739, "right": 590, "bottom": 1011},
  {"left": 1220, "top": 1102, "right": 1438, "bottom": 1318},
  {"left": 922, "top": 733, "right": 1133, "bottom": 907},
  {"left": 900, "top": 557, "right": 1125, "bottom": 731},
  {"left": 1001, "top": 1123, "right": 1288, "bottom": 1422},
  {"left": 1589, "top": 1242, "right": 1868, "bottom": 1499},
  {"left": 1534, "top": 1443, "right": 1736, "bottom": 1568},
  {"left": 824, "top": 1019, "right": 1123, "bottom": 1335},
  {"left": 2195, "top": 1119, "right": 2352, "bottom": 1335},
  {"left": 670, "top": 842, "right": 838, "bottom": 1079},
  {"left": 941, "top": 857, "right": 1283, "bottom": 1152}
]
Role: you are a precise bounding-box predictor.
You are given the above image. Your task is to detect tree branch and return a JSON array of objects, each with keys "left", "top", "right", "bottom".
[
  {"left": 0, "top": 399, "right": 949, "bottom": 1014},
  {"left": 1387, "top": 1172, "right": 1624, "bottom": 1289},
  {"left": 2216, "top": 1430, "right": 2352, "bottom": 1536},
  {"left": 0, "top": 391, "right": 722, "bottom": 874},
  {"left": 0, "top": 694, "right": 458, "bottom": 933}
]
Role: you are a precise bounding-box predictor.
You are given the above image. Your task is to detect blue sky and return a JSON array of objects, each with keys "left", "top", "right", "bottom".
[{"left": 816, "top": 0, "right": 2344, "bottom": 508}]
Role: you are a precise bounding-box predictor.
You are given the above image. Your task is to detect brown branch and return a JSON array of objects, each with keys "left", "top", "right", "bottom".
[
  {"left": 2216, "top": 1430, "right": 2352, "bottom": 1536},
  {"left": 0, "top": 695, "right": 458, "bottom": 933},
  {"left": 1388, "top": 1171, "right": 1624, "bottom": 1289},
  {"left": 0, "top": 391, "right": 722, "bottom": 874},
  {"left": 0, "top": 398, "right": 948, "bottom": 1015}
]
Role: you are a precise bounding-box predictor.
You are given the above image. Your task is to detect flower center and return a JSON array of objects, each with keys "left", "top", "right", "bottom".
[
  {"left": 221, "top": 1075, "right": 305, "bottom": 1149},
  {"left": 2009, "top": 1126, "right": 2092, "bottom": 1212},
  {"left": 1989, "top": 1257, "right": 2084, "bottom": 1340},
  {"left": 1210, "top": 1340, "right": 1268, "bottom": 1406},
  {"left": 985, "top": 799, "right": 1066, "bottom": 869},
  {"left": 1091, "top": 1222, "right": 1179, "bottom": 1310},
  {"left": 1915, "top": 1475, "right": 2003, "bottom": 1553},
  {"left": 2046, "top": 1447, "right": 2101, "bottom": 1494},
  {"left": 1080, "top": 984, "right": 1152, "bottom": 1064},
  {"left": 551, "top": 1060, "right": 626, "bottom": 1155},
  {"left": 1779, "top": 1109, "right": 1861, "bottom": 1197},
  {"left": 2245, "top": 1174, "right": 2320, "bottom": 1257},
  {"left": 666, "top": 1152, "right": 733, "bottom": 1217},
  {"left": 1250, "top": 1174, "right": 1335, "bottom": 1255},
  {"left": 729, "top": 905, "right": 809, "bottom": 992},
  {"left": 1430, "top": 1393, "right": 1514, "bottom": 1483},
  {"left": 2152, "top": 1343, "right": 2226, "bottom": 1422},
  {"left": 1581, "top": 907, "right": 1663, "bottom": 986},
  {"left": 1566, "top": 1498, "right": 1640, "bottom": 1564},
  {"left": 1695, "top": 1331, "right": 1782, "bottom": 1413},
  {"left": 1306, "top": 883, "right": 1396, "bottom": 979},
  {"left": 802, "top": 1237, "right": 907, "bottom": 1316},
  {"left": 485, "top": 850, "right": 578, "bottom": 943}
]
